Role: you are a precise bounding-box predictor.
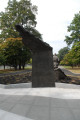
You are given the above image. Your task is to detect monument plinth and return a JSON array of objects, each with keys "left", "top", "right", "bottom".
[{"left": 15, "top": 25, "right": 55, "bottom": 87}]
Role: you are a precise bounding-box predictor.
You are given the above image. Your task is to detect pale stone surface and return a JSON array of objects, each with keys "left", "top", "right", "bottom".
[
  {"left": 0, "top": 109, "right": 32, "bottom": 120},
  {"left": 0, "top": 83, "right": 80, "bottom": 120}
]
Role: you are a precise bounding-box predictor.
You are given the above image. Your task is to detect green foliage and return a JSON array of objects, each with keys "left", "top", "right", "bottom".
[
  {"left": 0, "top": 53, "right": 6, "bottom": 65},
  {"left": 65, "top": 11, "right": 80, "bottom": 46},
  {"left": 0, "top": 44, "right": 7, "bottom": 66},
  {"left": 58, "top": 47, "right": 69, "bottom": 61},
  {"left": 0, "top": 38, "right": 31, "bottom": 70},
  {"left": 28, "top": 58, "right": 32, "bottom": 64},
  {"left": 60, "top": 42, "right": 80, "bottom": 67},
  {"left": 0, "top": 0, "right": 42, "bottom": 69},
  {"left": 0, "top": 0, "right": 42, "bottom": 41}
]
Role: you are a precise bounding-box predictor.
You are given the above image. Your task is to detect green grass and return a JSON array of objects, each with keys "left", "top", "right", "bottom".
[
  {"left": 68, "top": 69, "right": 80, "bottom": 74},
  {"left": 67, "top": 74, "right": 80, "bottom": 78},
  {"left": 25, "top": 66, "right": 32, "bottom": 70},
  {"left": 0, "top": 66, "right": 32, "bottom": 74},
  {"left": 63, "top": 66, "right": 80, "bottom": 74},
  {"left": 0, "top": 69, "right": 15, "bottom": 74},
  {"left": 63, "top": 66, "right": 72, "bottom": 69}
]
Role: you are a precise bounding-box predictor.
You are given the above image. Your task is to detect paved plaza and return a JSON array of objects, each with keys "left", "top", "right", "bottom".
[{"left": 0, "top": 82, "right": 80, "bottom": 120}]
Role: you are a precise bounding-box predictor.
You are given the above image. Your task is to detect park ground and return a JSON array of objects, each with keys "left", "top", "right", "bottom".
[
  {"left": 0, "top": 66, "right": 80, "bottom": 120},
  {"left": 0, "top": 65, "right": 80, "bottom": 85}
]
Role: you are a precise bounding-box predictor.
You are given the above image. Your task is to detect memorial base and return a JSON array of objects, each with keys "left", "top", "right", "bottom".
[{"left": 32, "top": 50, "right": 55, "bottom": 87}]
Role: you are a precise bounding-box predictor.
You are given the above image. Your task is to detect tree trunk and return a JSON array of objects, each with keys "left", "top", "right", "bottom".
[
  {"left": 22, "top": 62, "right": 25, "bottom": 70},
  {"left": 19, "top": 64, "right": 21, "bottom": 70},
  {"left": 15, "top": 65, "right": 17, "bottom": 70},
  {"left": 22, "top": 65, "right": 25, "bottom": 70},
  {"left": 4, "top": 65, "right": 5, "bottom": 70},
  {"left": 14, "top": 59, "right": 17, "bottom": 70},
  {"left": 71, "top": 64, "right": 73, "bottom": 69}
]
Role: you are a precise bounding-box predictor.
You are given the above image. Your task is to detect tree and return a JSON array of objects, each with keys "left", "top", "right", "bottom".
[
  {"left": 71, "top": 42, "right": 80, "bottom": 66},
  {"left": 0, "top": 38, "right": 31, "bottom": 70},
  {"left": 65, "top": 11, "right": 80, "bottom": 46},
  {"left": 0, "top": 53, "right": 7, "bottom": 69},
  {"left": 0, "top": 0, "right": 42, "bottom": 41},
  {"left": 60, "top": 42, "right": 80, "bottom": 67},
  {"left": 0, "top": 44, "right": 7, "bottom": 69},
  {"left": 60, "top": 51, "right": 74, "bottom": 67},
  {"left": 0, "top": 0, "right": 42, "bottom": 70},
  {"left": 58, "top": 47, "right": 69, "bottom": 61}
]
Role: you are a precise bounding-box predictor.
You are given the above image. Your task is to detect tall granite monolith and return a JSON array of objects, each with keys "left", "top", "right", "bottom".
[{"left": 15, "top": 25, "right": 55, "bottom": 87}]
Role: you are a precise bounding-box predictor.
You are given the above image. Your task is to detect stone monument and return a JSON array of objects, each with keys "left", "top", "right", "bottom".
[
  {"left": 15, "top": 25, "right": 55, "bottom": 87},
  {"left": 53, "top": 53, "right": 59, "bottom": 69},
  {"left": 53, "top": 54, "right": 68, "bottom": 82}
]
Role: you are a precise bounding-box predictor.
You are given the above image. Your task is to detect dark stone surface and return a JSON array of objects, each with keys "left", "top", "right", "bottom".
[
  {"left": 15, "top": 25, "right": 55, "bottom": 87},
  {"left": 0, "top": 72, "right": 31, "bottom": 84},
  {"left": 54, "top": 68, "right": 68, "bottom": 82},
  {"left": 15, "top": 25, "right": 52, "bottom": 52},
  {"left": 32, "top": 50, "right": 55, "bottom": 87},
  {"left": 54, "top": 68, "right": 80, "bottom": 85}
]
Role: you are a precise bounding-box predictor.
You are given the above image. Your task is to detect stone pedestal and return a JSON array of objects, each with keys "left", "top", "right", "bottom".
[{"left": 32, "top": 50, "right": 55, "bottom": 87}]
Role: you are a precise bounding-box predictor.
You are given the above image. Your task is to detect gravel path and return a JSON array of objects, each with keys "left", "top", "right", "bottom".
[
  {"left": 0, "top": 66, "right": 80, "bottom": 77},
  {"left": 60, "top": 67, "right": 80, "bottom": 76}
]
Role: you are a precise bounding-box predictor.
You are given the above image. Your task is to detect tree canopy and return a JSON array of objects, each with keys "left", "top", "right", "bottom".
[
  {"left": 60, "top": 42, "right": 80, "bottom": 67},
  {"left": 0, "top": 38, "right": 31, "bottom": 70},
  {"left": 65, "top": 11, "right": 80, "bottom": 46},
  {"left": 58, "top": 47, "right": 69, "bottom": 61},
  {"left": 0, "top": 0, "right": 42, "bottom": 69},
  {"left": 0, "top": 0, "right": 42, "bottom": 41}
]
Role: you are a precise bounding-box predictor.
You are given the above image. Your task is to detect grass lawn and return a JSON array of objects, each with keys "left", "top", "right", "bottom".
[
  {"left": 0, "top": 69, "right": 15, "bottom": 74},
  {"left": 68, "top": 69, "right": 80, "bottom": 74},
  {"left": 67, "top": 74, "right": 80, "bottom": 79},
  {"left": 25, "top": 65, "right": 32, "bottom": 70},
  {"left": 0, "top": 66, "right": 32, "bottom": 74}
]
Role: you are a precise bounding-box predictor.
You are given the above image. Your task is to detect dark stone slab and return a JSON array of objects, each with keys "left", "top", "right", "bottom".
[
  {"left": 15, "top": 25, "right": 52, "bottom": 52},
  {"left": 54, "top": 68, "right": 68, "bottom": 82},
  {"left": 32, "top": 50, "right": 55, "bottom": 87},
  {"left": 15, "top": 25, "right": 55, "bottom": 87}
]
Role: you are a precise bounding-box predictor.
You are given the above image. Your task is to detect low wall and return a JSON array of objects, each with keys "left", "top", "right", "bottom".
[{"left": 0, "top": 72, "right": 32, "bottom": 84}]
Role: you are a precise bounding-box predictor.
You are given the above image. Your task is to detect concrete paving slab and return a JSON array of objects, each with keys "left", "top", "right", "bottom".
[
  {"left": 19, "top": 95, "right": 36, "bottom": 105},
  {"left": 56, "top": 83, "right": 80, "bottom": 89},
  {"left": 5, "top": 95, "right": 24, "bottom": 103},
  {"left": 0, "top": 109, "right": 33, "bottom": 120},
  {"left": 0, "top": 102, "right": 15, "bottom": 111},
  {"left": 34, "top": 96, "right": 50, "bottom": 107},
  {"left": 0, "top": 83, "right": 80, "bottom": 120},
  {"left": 10, "top": 103, "right": 31, "bottom": 117},
  {"left": 66, "top": 99, "right": 80, "bottom": 109},
  {"left": 50, "top": 98, "right": 68, "bottom": 108},
  {"left": 72, "top": 108, "right": 80, "bottom": 120},
  {"left": 27, "top": 105, "right": 50, "bottom": 120},
  {"left": 51, "top": 108, "right": 75, "bottom": 120}
]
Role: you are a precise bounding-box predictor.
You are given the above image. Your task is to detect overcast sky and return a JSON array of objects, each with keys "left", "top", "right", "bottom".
[{"left": 0, "top": 0, "right": 80, "bottom": 53}]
